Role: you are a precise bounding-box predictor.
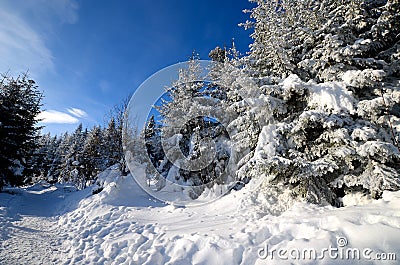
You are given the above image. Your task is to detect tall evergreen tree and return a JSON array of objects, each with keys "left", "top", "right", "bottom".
[
  {"left": 0, "top": 74, "right": 42, "bottom": 188},
  {"left": 236, "top": 0, "right": 400, "bottom": 213},
  {"left": 146, "top": 55, "right": 235, "bottom": 196}
]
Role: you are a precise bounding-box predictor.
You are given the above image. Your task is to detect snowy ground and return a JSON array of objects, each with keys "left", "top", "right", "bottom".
[
  {"left": 1, "top": 168, "right": 399, "bottom": 264},
  {"left": 0, "top": 183, "right": 78, "bottom": 264}
]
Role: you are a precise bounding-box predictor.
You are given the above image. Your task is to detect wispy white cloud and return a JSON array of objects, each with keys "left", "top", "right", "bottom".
[
  {"left": 67, "top": 108, "right": 88, "bottom": 118},
  {"left": 2, "top": 0, "right": 79, "bottom": 25},
  {"left": 0, "top": 0, "right": 79, "bottom": 77},
  {"left": 0, "top": 10, "right": 54, "bottom": 76},
  {"left": 37, "top": 110, "right": 79, "bottom": 124}
]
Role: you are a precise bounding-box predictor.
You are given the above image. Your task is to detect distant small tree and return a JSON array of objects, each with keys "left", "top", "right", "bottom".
[
  {"left": 105, "top": 96, "right": 130, "bottom": 175},
  {"left": 45, "top": 135, "right": 62, "bottom": 183},
  {"left": 59, "top": 124, "right": 85, "bottom": 183},
  {"left": 81, "top": 126, "right": 103, "bottom": 188},
  {"left": 144, "top": 115, "right": 162, "bottom": 168},
  {"left": 103, "top": 117, "right": 122, "bottom": 168}
]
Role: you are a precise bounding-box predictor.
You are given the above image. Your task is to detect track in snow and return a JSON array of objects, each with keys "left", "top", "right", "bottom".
[
  {"left": 0, "top": 184, "right": 73, "bottom": 265},
  {"left": 0, "top": 216, "right": 62, "bottom": 265}
]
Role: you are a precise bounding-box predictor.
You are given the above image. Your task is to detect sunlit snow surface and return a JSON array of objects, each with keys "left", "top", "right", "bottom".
[{"left": 1, "top": 168, "right": 399, "bottom": 264}]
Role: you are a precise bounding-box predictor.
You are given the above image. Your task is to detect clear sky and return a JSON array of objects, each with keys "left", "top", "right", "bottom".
[{"left": 0, "top": 0, "right": 254, "bottom": 135}]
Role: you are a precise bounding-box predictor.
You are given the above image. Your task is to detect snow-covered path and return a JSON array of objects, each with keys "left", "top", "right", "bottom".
[
  {"left": 0, "top": 215, "right": 62, "bottom": 264},
  {"left": 0, "top": 183, "right": 75, "bottom": 265}
]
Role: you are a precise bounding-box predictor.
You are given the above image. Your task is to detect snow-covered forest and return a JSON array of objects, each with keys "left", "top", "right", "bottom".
[
  {"left": 0, "top": 76, "right": 126, "bottom": 190},
  {"left": 1, "top": 0, "right": 400, "bottom": 264},
  {"left": 124, "top": 0, "right": 400, "bottom": 209}
]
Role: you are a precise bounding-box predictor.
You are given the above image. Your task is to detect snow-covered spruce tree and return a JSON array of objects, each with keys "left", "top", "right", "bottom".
[
  {"left": 30, "top": 133, "right": 52, "bottom": 183},
  {"left": 0, "top": 74, "right": 43, "bottom": 188},
  {"left": 144, "top": 115, "right": 166, "bottom": 172},
  {"left": 45, "top": 135, "right": 63, "bottom": 183},
  {"left": 105, "top": 98, "right": 130, "bottom": 174},
  {"left": 244, "top": 0, "right": 400, "bottom": 81},
  {"left": 103, "top": 117, "right": 123, "bottom": 168},
  {"left": 156, "top": 55, "right": 212, "bottom": 191},
  {"left": 56, "top": 132, "right": 72, "bottom": 181},
  {"left": 241, "top": 0, "right": 322, "bottom": 78},
  {"left": 298, "top": 0, "right": 400, "bottom": 82},
  {"left": 122, "top": 113, "right": 147, "bottom": 170},
  {"left": 237, "top": 0, "right": 400, "bottom": 213},
  {"left": 59, "top": 124, "right": 86, "bottom": 184},
  {"left": 31, "top": 133, "right": 67, "bottom": 184},
  {"left": 81, "top": 126, "right": 104, "bottom": 189},
  {"left": 149, "top": 55, "right": 233, "bottom": 197},
  {"left": 208, "top": 46, "right": 287, "bottom": 189}
]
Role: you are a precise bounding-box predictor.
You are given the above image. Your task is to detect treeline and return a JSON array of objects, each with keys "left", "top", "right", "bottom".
[
  {"left": 0, "top": 73, "right": 126, "bottom": 190},
  {"left": 31, "top": 118, "right": 125, "bottom": 189}
]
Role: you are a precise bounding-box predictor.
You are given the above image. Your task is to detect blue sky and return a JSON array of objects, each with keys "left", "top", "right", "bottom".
[{"left": 0, "top": 0, "right": 254, "bottom": 135}]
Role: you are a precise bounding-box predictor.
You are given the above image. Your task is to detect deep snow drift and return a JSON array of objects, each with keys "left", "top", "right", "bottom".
[{"left": 1, "top": 166, "right": 399, "bottom": 264}]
